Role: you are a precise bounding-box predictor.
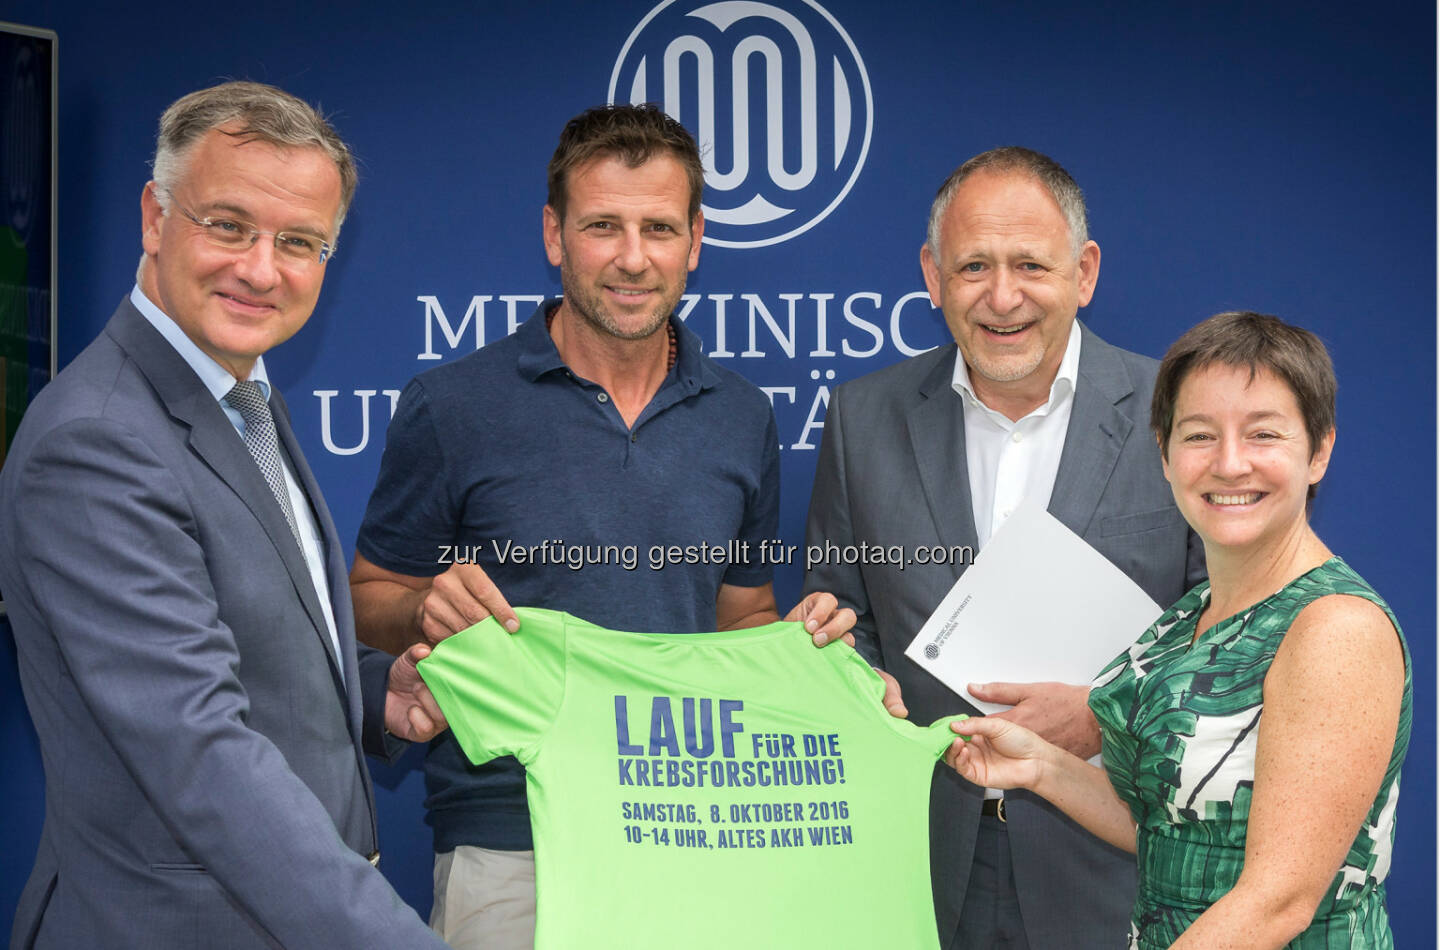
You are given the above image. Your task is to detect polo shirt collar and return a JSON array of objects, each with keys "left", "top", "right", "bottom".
[
  {"left": 671, "top": 316, "right": 718, "bottom": 395},
  {"left": 517, "top": 298, "right": 717, "bottom": 395},
  {"left": 516, "top": 299, "right": 568, "bottom": 380}
]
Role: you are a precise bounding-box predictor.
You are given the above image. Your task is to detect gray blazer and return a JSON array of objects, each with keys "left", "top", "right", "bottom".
[
  {"left": 804, "top": 322, "right": 1206, "bottom": 949},
  {"left": 0, "top": 300, "right": 445, "bottom": 950}
]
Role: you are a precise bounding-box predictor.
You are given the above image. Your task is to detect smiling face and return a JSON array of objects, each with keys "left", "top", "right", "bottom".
[
  {"left": 139, "top": 126, "right": 342, "bottom": 380},
  {"left": 1163, "top": 363, "right": 1334, "bottom": 554},
  {"left": 920, "top": 170, "right": 1099, "bottom": 410},
  {"left": 542, "top": 153, "right": 702, "bottom": 342}
]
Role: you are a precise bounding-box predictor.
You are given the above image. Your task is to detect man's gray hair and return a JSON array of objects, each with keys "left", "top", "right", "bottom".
[
  {"left": 151, "top": 81, "right": 357, "bottom": 234},
  {"left": 926, "top": 147, "right": 1088, "bottom": 261}
]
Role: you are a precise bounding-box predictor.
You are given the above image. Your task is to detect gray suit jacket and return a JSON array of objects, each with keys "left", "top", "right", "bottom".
[
  {"left": 804, "top": 323, "right": 1206, "bottom": 949},
  {"left": 0, "top": 300, "right": 445, "bottom": 949}
]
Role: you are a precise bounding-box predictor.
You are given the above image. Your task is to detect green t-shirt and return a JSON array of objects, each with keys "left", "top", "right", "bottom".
[{"left": 418, "top": 607, "right": 962, "bottom": 950}]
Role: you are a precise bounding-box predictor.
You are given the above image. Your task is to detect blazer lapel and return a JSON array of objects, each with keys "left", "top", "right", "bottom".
[
  {"left": 107, "top": 302, "right": 344, "bottom": 688},
  {"left": 1049, "top": 323, "right": 1135, "bottom": 537},
  {"left": 905, "top": 346, "right": 980, "bottom": 569},
  {"left": 271, "top": 393, "right": 357, "bottom": 702}
]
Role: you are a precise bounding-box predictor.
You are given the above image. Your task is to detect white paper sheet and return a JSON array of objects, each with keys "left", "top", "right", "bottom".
[{"left": 904, "top": 504, "right": 1164, "bottom": 713}]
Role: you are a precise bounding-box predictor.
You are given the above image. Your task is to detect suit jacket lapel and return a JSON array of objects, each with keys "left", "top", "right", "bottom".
[
  {"left": 271, "top": 393, "right": 356, "bottom": 700},
  {"left": 1049, "top": 322, "right": 1135, "bottom": 537},
  {"left": 272, "top": 378, "right": 371, "bottom": 790},
  {"left": 906, "top": 346, "right": 980, "bottom": 570},
  {"left": 106, "top": 301, "right": 345, "bottom": 689}
]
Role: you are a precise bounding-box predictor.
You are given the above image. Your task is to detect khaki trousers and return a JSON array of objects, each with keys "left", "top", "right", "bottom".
[{"left": 431, "top": 846, "right": 536, "bottom": 950}]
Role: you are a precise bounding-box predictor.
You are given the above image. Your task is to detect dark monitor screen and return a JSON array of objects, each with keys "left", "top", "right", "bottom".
[
  {"left": 0, "top": 20, "right": 56, "bottom": 613},
  {"left": 0, "top": 21, "right": 57, "bottom": 469}
]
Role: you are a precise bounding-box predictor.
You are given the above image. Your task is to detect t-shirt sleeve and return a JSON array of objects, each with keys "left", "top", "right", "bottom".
[
  {"left": 834, "top": 644, "right": 968, "bottom": 758},
  {"left": 417, "top": 608, "right": 569, "bottom": 767},
  {"left": 915, "top": 714, "right": 970, "bottom": 759},
  {"left": 722, "top": 409, "right": 780, "bottom": 588},
  {"left": 355, "top": 376, "right": 457, "bottom": 577}
]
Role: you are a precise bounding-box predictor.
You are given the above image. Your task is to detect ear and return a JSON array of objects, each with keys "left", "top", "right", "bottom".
[
  {"left": 686, "top": 211, "right": 704, "bottom": 272},
  {"left": 1157, "top": 432, "right": 1172, "bottom": 483},
  {"left": 542, "top": 204, "right": 564, "bottom": 267},
  {"left": 920, "top": 243, "right": 942, "bottom": 308},
  {"left": 1308, "top": 427, "right": 1336, "bottom": 484},
  {"left": 1075, "top": 240, "right": 1101, "bottom": 308},
  {"left": 141, "top": 182, "right": 166, "bottom": 256}
]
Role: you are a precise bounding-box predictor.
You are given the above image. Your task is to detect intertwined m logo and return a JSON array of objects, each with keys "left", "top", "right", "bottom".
[{"left": 610, "top": 0, "right": 873, "bottom": 249}]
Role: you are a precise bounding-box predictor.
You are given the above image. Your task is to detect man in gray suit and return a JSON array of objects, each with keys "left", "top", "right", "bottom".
[
  {"left": 0, "top": 82, "right": 450, "bottom": 949},
  {"left": 804, "top": 147, "right": 1206, "bottom": 949}
]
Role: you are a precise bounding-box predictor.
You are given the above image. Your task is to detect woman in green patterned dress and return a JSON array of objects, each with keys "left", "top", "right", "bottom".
[{"left": 946, "top": 312, "right": 1411, "bottom": 948}]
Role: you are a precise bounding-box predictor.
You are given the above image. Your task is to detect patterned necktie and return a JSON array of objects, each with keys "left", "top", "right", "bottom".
[{"left": 225, "top": 380, "right": 303, "bottom": 549}]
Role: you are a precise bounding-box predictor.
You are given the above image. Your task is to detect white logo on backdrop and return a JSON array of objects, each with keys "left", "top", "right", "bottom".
[{"left": 609, "top": 0, "right": 873, "bottom": 249}]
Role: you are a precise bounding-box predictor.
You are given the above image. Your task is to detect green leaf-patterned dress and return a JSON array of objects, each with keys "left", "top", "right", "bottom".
[{"left": 1088, "top": 558, "right": 1411, "bottom": 948}]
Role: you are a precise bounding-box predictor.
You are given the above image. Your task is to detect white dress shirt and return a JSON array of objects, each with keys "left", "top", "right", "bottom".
[
  {"left": 130, "top": 285, "right": 343, "bottom": 682},
  {"left": 952, "top": 320, "right": 1083, "bottom": 548},
  {"left": 953, "top": 321, "right": 1083, "bottom": 800}
]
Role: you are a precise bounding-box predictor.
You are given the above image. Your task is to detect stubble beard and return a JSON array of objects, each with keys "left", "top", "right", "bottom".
[
  {"left": 966, "top": 342, "right": 1048, "bottom": 384},
  {"left": 560, "top": 256, "right": 683, "bottom": 343},
  {"left": 960, "top": 309, "right": 1049, "bottom": 384}
]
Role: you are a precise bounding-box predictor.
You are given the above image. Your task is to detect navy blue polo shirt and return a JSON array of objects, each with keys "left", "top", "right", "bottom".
[{"left": 357, "top": 299, "right": 779, "bottom": 851}]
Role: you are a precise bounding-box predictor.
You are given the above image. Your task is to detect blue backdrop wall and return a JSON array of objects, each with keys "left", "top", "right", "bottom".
[{"left": 2, "top": 0, "right": 1434, "bottom": 942}]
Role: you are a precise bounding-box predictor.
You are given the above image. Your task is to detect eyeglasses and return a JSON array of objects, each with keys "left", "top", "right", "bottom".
[{"left": 166, "top": 191, "right": 336, "bottom": 265}]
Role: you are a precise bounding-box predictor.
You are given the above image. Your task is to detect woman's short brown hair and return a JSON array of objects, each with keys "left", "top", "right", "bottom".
[{"left": 1151, "top": 311, "right": 1337, "bottom": 463}]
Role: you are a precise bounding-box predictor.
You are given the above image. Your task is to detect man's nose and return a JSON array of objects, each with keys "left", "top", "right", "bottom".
[
  {"left": 613, "top": 228, "right": 648, "bottom": 274},
  {"left": 231, "top": 237, "right": 280, "bottom": 291},
  {"left": 988, "top": 268, "right": 1023, "bottom": 314}
]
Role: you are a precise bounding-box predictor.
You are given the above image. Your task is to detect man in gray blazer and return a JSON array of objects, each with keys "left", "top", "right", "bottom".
[
  {"left": 804, "top": 147, "right": 1206, "bottom": 949},
  {"left": 0, "top": 82, "right": 449, "bottom": 949}
]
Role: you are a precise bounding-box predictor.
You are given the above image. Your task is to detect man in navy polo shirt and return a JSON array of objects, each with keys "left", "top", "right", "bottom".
[{"left": 350, "top": 104, "right": 857, "bottom": 950}]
